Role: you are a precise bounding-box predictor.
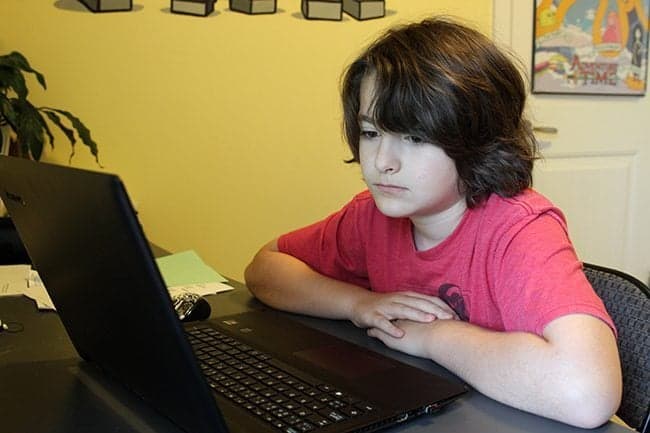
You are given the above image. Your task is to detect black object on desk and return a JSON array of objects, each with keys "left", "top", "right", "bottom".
[
  {"left": 0, "top": 156, "right": 466, "bottom": 433},
  {"left": 172, "top": 292, "right": 212, "bottom": 322}
]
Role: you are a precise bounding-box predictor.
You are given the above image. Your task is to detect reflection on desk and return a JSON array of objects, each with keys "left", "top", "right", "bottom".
[{"left": 0, "top": 284, "right": 631, "bottom": 433}]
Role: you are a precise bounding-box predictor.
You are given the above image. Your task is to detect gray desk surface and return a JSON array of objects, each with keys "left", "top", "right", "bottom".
[{"left": 0, "top": 283, "right": 632, "bottom": 433}]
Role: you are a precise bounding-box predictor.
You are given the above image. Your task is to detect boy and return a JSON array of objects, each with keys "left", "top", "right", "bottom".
[{"left": 245, "top": 17, "right": 622, "bottom": 428}]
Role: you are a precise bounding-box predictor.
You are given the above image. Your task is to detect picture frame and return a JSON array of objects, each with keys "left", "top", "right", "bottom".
[{"left": 532, "top": 0, "right": 650, "bottom": 96}]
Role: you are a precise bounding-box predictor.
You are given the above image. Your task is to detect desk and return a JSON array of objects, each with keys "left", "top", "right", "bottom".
[{"left": 0, "top": 282, "right": 630, "bottom": 433}]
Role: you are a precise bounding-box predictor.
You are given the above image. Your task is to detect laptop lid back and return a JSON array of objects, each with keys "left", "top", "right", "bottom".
[{"left": 0, "top": 156, "right": 227, "bottom": 433}]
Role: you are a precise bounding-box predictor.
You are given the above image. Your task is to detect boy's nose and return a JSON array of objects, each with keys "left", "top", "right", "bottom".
[{"left": 374, "top": 136, "right": 401, "bottom": 174}]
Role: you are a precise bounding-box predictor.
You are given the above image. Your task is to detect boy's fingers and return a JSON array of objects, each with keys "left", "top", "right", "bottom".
[
  {"left": 390, "top": 302, "right": 451, "bottom": 321},
  {"left": 426, "top": 298, "right": 458, "bottom": 318},
  {"left": 367, "top": 326, "right": 399, "bottom": 341},
  {"left": 392, "top": 295, "right": 457, "bottom": 319},
  {"left": 373, "top": 317, "right": 404, "bottom": 338}
]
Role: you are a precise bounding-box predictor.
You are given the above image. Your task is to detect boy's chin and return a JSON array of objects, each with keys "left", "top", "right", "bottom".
[{"left": 372, "top": 197, "right": 412, "bottom": 219}]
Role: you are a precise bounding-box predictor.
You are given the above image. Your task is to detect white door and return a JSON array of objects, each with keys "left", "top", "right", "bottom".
[{"left": 493, "top": 0, "right": 649, "bottom": 284}]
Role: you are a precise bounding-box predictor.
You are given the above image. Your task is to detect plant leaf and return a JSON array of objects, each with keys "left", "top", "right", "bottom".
[
  {"left": 0, "top": 66, "right": 29, "bottom": 99},
  {"left": 34, "top": 109, "right": 55, "bottom": 151},
  {"left": 0, "top": 52, "right": 47, "bottom": 90},
  {"left": 11, "top": 98, "right": 45, "bottom": 159},
  {"left": 42, "top": 109, "right": 75, "bottom": 149},
  {"left": 42, "top": 107, "right": 99, "bottom": 163},
  {"left": 0, "top": 93, "right": 19, "bottom": 131}
]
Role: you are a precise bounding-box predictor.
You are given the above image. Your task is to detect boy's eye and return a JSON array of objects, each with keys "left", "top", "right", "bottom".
[
  {"left": 361, "top": 130, "right": 380, "bottom": 139},
  {"left": 404, "top": 135, "right": 425, "bottom": 144}
]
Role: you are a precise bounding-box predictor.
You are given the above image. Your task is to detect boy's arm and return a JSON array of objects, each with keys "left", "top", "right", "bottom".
[
  {"left": 368, "top": 314, "right": 622, "bottom": 429},
  {"left": 244, "top": 239, "right": 458, "bottom": 337}
]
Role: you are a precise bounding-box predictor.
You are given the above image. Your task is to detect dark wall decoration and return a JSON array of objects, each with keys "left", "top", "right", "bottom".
[
  {"left": 78, "top": 0, "right": 133, "bottom": 12},
  {"left": 74, "top": 0, "right": 386, "bottom": 20}
]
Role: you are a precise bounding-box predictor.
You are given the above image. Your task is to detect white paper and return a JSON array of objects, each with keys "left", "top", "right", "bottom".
[
  {"left": 25, "top": 270, "right": 55, "bottom": 310},
  {"left": 20, "top": 270, "right": 234, "bottom": 311},
  {"left": 0, "top": 264, "right": 31, "bottom": 296},
  {"left": 168, "top": 282, "right": 234, "bottom": 298}
]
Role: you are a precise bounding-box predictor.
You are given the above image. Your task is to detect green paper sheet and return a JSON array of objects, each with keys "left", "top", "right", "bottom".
[{"left": 155, "top": 250, "right": 226, "bottom": 287}]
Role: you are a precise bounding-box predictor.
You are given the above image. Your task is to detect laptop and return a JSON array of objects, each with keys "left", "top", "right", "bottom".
[{"left": 0, "top": 156, "right": 466, "bottom": 433}]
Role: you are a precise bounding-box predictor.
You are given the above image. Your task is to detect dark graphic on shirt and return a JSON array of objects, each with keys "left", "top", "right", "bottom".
[{"left": 438, "top": 284, "right": 468, "bottom": 321}]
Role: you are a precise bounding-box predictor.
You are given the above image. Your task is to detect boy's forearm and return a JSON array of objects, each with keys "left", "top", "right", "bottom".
[
  {"left": 420, "top": 318, "right": 621, "bottom": 428},
  {"left": 244, "top": 248, "right": 369, "bottom": 320}
]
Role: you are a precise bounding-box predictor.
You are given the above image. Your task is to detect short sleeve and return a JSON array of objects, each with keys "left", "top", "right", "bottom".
[
  {"left": 277, "top": 193, "right": 372, "bottom": 288},
  {"left": 492, "top": 213, "right": 616, "bottom": 337}
]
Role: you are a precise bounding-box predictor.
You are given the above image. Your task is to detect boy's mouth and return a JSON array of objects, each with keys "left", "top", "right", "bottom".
[{"left": 373, "top": 183, "right": 408, "bottom": 194}]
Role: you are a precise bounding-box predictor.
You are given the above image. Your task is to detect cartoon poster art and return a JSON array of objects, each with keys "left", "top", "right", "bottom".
[{"left": 533, "top": 0, "right": 650, "bottom": 95}]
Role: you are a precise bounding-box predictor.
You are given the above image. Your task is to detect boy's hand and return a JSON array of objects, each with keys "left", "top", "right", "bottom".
[
  {"left": 350, "top": 291, "right": 458, "bottom": 338},
  {"left": 367, "top": 319, "right": 440, "bottom": 358}
]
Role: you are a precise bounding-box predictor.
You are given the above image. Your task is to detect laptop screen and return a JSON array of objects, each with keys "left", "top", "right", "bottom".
[{"left": 0, "top": 156, "right": 228, "bottom": 433}]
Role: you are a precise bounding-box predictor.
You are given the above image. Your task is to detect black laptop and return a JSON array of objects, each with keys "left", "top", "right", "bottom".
[{"left": 0, "top": 156, "right": 466, "bottom": 433}]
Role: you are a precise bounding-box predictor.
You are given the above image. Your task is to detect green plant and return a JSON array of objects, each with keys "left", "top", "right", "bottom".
[{"left": 0, "top": 51, "right": 99, "bottom": 162}]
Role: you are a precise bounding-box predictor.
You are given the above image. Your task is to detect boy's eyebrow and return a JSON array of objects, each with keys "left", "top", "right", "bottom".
[{"left": 358, "top": 114, "right": 375, "bottom": 124}]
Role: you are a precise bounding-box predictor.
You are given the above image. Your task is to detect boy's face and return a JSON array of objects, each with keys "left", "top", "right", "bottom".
[{"left": 358, "top": 74, "right": 464, "bottom": 221}]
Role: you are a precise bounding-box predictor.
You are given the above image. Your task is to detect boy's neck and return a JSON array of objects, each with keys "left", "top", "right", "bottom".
[{"left": 411, "top": 198, "right": 468, "bottom": 251}]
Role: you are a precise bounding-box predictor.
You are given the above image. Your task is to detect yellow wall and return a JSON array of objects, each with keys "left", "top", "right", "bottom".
[{"left": 0, "top": 0, "right": 492, "bottom": 280}]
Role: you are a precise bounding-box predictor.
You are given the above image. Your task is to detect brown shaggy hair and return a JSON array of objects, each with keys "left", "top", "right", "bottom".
[{"left": 341, "top": 16, "right": 538, "bottom": 207}]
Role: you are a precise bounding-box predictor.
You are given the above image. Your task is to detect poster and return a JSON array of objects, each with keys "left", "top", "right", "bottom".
[{"left": 533, "top": 0, "right": 650, "bottom": 95}]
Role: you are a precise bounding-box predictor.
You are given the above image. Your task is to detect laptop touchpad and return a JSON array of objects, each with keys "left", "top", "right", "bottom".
[{"left": 293, "top": 344, "right": 394, "bottom": 379}]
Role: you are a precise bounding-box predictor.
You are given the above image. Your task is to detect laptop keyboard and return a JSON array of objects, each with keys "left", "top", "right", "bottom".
[{"left": 186, "top": 326, "right": 376, "bottom": 433}]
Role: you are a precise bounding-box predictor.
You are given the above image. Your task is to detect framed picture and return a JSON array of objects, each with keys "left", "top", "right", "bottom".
[{"left": 532, "top": 0, "right": 650, "bottom": 96}]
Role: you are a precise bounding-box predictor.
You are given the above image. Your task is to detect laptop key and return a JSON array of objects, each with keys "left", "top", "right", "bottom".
[
  {"left": 283, "top": 414, "right": 301, "bottom": 425},
  {"left": 318, "top": 409, "right": 347, "bottom": 423},
  {"left": 327, "top": 399, "right": 346, "bottom": 409},
  {"left": 355, "top": 402, "right": 376, "bottom": 412},
  {"left": 340, "top": 406, "right": 363, "bottom": 417},
  {"left": 305, "top": 413, "right": 331, "bottom": 427},
  {"left": 306, "top": 401, "right": 325, "bottom": 411},
  {"left": 294, "top": 422, "right": 315, "bottom": 432}
]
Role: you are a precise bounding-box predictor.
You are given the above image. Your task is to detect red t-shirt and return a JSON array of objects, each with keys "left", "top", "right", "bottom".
[{"left": 278, "top": 189, "right": 615, "bottom": 337}]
